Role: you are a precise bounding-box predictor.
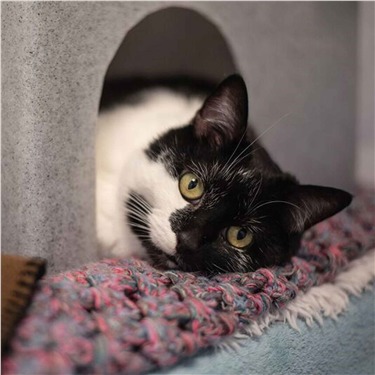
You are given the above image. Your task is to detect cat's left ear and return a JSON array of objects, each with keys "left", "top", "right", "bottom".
[
  {"left": 193, "top": 74, "right": 248, "bottom": 148},
  {"left": 281, "top": 185, "right": 353, "bottom": 233}
]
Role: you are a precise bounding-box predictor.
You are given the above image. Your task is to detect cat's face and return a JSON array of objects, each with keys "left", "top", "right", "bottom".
[{"left": 126, "top": 75, "right": 352, "bottom": 274}]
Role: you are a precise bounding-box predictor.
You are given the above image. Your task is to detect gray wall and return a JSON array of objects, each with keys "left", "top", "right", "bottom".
[
  {"left": 356, "top": 2, "right": 374, "bottom": 189},
  {"left": 2, "top": 2, "right": 359, "bottom": 272}
]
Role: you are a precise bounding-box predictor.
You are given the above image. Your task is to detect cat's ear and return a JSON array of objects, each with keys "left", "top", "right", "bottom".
[
  {"left": 193, "top": 74, "right": 248, "bottom": 148},
  {"left": 281, "top": 185, "right": 352, "bottom": 233}
]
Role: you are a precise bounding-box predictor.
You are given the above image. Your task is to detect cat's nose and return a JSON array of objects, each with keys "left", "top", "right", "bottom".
[{"left": 177, "top": 230, "right": 200, "bottom": 252}]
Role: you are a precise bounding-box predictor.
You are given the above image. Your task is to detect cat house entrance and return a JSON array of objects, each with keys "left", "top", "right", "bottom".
[
  {"left": 96, "top": 7, "right": 238, "bottom": 262},
  {"left": 100, "top": 7, "right": 237, "bottom": 109}
]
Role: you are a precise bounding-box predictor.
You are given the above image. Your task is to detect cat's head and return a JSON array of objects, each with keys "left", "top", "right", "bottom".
[{"left": 126, "top": 74, "right": 352, "bottom": 274}]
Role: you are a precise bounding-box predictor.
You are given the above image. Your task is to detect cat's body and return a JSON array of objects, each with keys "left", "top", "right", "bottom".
[{"left": 96, "top": 75, "right": 352, "bottom": 274}]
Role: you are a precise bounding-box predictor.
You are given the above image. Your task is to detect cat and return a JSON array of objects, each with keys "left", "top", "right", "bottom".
[{"left": 96, "top": 74, "right": 352, "bottom": 274}]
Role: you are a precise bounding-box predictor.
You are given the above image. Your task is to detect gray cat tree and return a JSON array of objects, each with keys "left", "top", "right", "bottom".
[{"left": 2, "top": 2, "right": 357, "bottom": 273}]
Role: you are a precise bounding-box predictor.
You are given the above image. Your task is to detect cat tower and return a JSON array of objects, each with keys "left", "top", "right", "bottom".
[{"left": 2, "top": 2, "right": 357, "bottom": 273}]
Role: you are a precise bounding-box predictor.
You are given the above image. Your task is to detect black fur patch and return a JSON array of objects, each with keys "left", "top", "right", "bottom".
[{"left": 144, "top": 123, "right": 300, "bottom": 273}]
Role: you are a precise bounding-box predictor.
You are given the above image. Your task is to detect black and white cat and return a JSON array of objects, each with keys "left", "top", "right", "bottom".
[{"left": 96, "top": 74, "right": 352, "bottom": 274}]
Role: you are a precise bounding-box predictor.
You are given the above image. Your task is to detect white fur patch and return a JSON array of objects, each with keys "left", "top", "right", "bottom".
[
  {"left": 121, "top": 151, "right": 187, "bottom": 255},
  {"left": 96, "top": 89, "right": 202, "bottom": 258}
]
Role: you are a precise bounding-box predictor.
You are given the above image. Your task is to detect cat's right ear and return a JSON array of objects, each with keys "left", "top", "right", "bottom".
[
  {"left": 193, "top": 74, "right": 248, "bottom": 148},
  {"left": 281, "top": 185, "right": 353, "bottom": 233}
]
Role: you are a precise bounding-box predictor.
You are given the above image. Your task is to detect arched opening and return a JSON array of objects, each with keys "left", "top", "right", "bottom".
[
  {"left": 99, "top": 7, "right": 237, "bottom": 109},
  {"left": 95, "top": 7, "right": 238, "bottom": 259}
]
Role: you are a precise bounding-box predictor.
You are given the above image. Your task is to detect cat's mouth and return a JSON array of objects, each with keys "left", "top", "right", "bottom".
[
  {"left": 150, "top": 249, "right": 198, "bottom": 273},
  {"left": 146, "top": 243, "right": 202, "bottom": 273},
  {"left": 146, "top": 239, "right": 240, "bottom": 275},
  {"left": 170, "top": 251, "right": 214, "bottom": 273},
  {"left": 165, "top": 254, "right": 178, "bottom": 268}
]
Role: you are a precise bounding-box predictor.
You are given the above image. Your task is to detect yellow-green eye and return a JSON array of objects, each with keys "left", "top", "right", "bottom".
[
  {"left": 179, "top": 172, "right": 204, "bottom": 201},
  {"left": 226, "top": 226, "right": 253, "bottom": 249}
]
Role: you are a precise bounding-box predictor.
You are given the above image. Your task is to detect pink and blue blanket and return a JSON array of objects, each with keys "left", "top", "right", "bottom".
[{"left": 2, "top": 191, "right": 374, "bottom": 374}]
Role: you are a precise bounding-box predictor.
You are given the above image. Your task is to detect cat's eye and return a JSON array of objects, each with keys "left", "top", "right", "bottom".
[
  {"left": 179, "top": 172, "right": 204, "bottom": 201},
  {"left": 226, "top": 226, "right": 253, "bottom": 249}
]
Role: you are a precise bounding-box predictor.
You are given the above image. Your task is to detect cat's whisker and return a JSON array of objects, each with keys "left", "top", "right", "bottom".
[
  {"left": 224, "top": 259, "right": 235, "bottom": 273},
  {"left": 129, "top": 195, "right": 151, "bottom": 212},
  {"left": 127, "top": 216, "right": 148, "bottom": 225},
  {"left": 189, "top": 160, "right": 201, "bottom": 177},
  {"left": 212, "top": 262, "right": 228, "bottom": 274},
  {"left": 127, "top": 218, "right": 148, "bottom": 227},
  {"left": 222, "top": 128, "right": 248, "bottom": 171},
  {"left": 127, "top": 216, "right": 147, "bottom": 225},
  {"left": 248, "top": 174, "right": 263, "bottom": 211},
  {"left": 127, "top": 210, "right": 148, "bottom": 222},
  {"left": 257, "top": 247, "right": 265, "bottom": 256},
  {"left": 129, "top": 197, "right": 149, "bottom": 210},
  {"left": 131, "top": 232, "right": 150, "bottom": 238},
  {"left": 229, "top": 147, "right": 262, "bottom": 171},
  {"left": 127, "top": 206, "right": 148, "bottom": 216},
  {"left": 128, "top": 223, "right": 150, "bottom": 233},
  {"left": 249, "top": 200, "right": 303, "bottom": 216},
  {"left": 130, "top": 205, "right": 150, "bottom": 216},
  {"left": 224, "top": 145, "right": 256, "bottom": 175},
  {"left": 226, "top": 113, "right": 291, "bottom": 174},
  {"left": 127, "top": 201, "right": 148, "bottom": 212},
  {"left": 127, "top": 203, "right": 149, "bottom": 216},
  {"left": 135, "top": 235, "right": 151, "bottom": 240},
  {"left": 247, "top": 112, "right": 292, "bottom": 149},
  {"left": 245, "top": 253, "right": 254, "bottom": 266},
  {"left": 131, "top": 193, "right": 150, "bottom": 206},
  {"left": 224, "top": 139, "right": 254, "bottom": 175},
  {"left": 128, "top": 206, "right": 150, "bottom": 220}
]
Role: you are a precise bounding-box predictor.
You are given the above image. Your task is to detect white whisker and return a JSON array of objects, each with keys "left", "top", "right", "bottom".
[
  {"left": 222, "top": 128, "right": 248, "bottom": 170},
  {"left": 229, "top": 147, "right": 262, "bottom": 171},
  {"left": 212, "top": 262, "right": 228, "bottom": 273},
  {"left": 248, "top": 175, "right": 263, "bottom": 211},
  {"left": 127, "top": 208, "right": 148, "bottom": 219},
  {"left": 128, "top": 223, "right": 150, "bottom": 232},
  {"left": 128, "top": 194, "right": 151, "bottom": 212},
  {"left": 249, "top": 200, "right": 303, "bottom": 216},
  {"left": 226, "top": 113, "right": 291, "bottom": 173}
]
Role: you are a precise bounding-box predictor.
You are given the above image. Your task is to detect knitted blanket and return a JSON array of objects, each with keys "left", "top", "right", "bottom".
[{"left": 2, "top": 191, "right": 374, "bottom": 375}]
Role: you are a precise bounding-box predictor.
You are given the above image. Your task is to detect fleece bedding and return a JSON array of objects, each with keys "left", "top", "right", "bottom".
[
  {"left": 2, "top": 191, "right": 374, "bottom": 374},
  {"left": 152, "top": 288, "right": 375, "bottom": 375}
]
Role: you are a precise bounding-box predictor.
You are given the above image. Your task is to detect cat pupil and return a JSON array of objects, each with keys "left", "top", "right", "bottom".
[
  {"left": 188, "top": 179, "right": 198, "bottom": 190},
  {"left": 237, "top": 228, "right": 247, "bottom": 241}
]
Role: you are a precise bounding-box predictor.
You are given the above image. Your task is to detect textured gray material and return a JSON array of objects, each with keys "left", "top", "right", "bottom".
[{"left": 2, "top": 2, "right": 358, "bottom": 272}]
